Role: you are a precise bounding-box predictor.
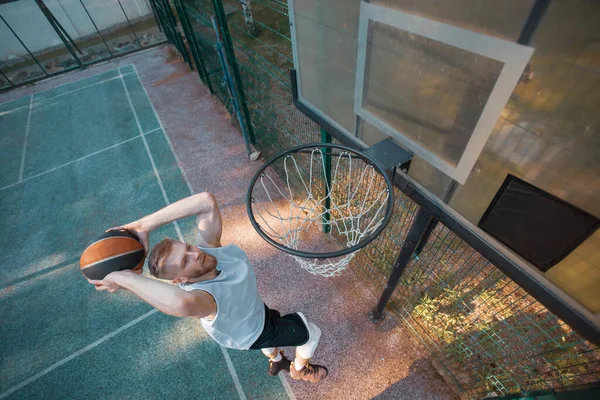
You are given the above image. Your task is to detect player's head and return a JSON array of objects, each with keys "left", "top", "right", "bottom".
[{"left": 148, "top": 238, "right": 217, "bottom": 283}]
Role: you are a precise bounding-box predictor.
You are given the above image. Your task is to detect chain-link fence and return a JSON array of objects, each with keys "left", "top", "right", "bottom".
[
  {"left": 170, "top": 1, "right": 599, "bottom": 398},
  {"left": 1, "top": 0, "right": 166, "bottom": 91}
]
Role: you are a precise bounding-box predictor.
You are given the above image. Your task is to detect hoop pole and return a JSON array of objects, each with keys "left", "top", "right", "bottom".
[
  {"left": 321, "top": 128, "right": 332, "bottom": 234},
  {"left": 370, "top": 206, "right": 433, "bottom": 321}
]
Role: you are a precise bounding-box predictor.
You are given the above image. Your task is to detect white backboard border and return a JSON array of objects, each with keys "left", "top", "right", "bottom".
[{"left": 355, "top": 2, "right": 534, "bottom": 184}]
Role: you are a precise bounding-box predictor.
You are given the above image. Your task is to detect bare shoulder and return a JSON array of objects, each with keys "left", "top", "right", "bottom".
[{"left": 185, "top": 289, "right": 217, "bottom": 319}]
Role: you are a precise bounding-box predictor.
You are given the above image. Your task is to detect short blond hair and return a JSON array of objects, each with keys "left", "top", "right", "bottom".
[{"left": 148, "top": 238, "right": 173, "bottom": 278}]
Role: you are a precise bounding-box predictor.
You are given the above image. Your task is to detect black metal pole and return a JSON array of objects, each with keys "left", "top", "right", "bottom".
[
  {"left": 414, "top": 217, "right": 437, "bottom": 255},
  {"left": 117, "top": 0, "right": 140, "bottom": 44},
  {"left": 370, "top": 206, "right": 434, "bottom": 321},
  {"left": 35, "top": 0, "right": 84, "bottom": 69},
  {"left": 38, "top": 0, "right": 83, "bottom": 54},
  {"left": 414, "top": 180, "right": 457, "bottom": 255},
  {"left": 79, "top": 0, "right": 113, "bottom": 56},
  {"left": 518, "top": 0, "right": 551, "bottom": 45},
  {"left": 0, "top": 14, "right": 49, "bottom": 77},
  {"left": 0, "top": 69, "right": 14, "bottom": 87}
]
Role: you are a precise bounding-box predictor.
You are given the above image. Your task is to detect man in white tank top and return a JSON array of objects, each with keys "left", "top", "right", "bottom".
[{"left": 87, "top": 192, "right": 328, "bottom": 383}]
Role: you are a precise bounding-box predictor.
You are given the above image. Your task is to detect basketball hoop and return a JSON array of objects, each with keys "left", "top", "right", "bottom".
[{"left": 246, "top": 143, "right": 395, "bottom": 277}]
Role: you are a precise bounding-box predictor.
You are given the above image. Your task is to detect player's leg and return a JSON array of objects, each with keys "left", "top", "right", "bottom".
[{"left": 290, "top": 315, "right": 328, "bottom": 383}]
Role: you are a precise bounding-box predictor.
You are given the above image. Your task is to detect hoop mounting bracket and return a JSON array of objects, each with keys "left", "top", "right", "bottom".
[{"left": 363, "top": 138, "right": 412, "bottom": 173}]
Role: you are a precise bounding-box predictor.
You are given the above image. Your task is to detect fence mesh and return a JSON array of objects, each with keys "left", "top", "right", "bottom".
[
  {"left": 388, "top": 200, "right": 600, "bottom": 397},
  {"left": 175, "top": 1, "right": 599, "bottom": 398},
  {"left": 181, "top": 0, "right": 237, "bottom": 120}
]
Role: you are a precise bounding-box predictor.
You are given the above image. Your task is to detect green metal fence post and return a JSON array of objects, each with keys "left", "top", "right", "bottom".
[
  {"left": 211, "top": 0, "right": 256, "bottom": 144},
  {"left": 321, "top": 128, "right": 332, "bottom": 233},
  {"left": 162, "top": 0, "right": 192, "bottom": 69},
  {"left": 151, "top": 0, "right": 192, "bottom": 69},
  {"left": 175, "top": 0, "right": 214, "bottom": 93}
]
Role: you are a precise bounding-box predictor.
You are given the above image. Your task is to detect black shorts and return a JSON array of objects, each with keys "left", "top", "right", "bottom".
[{"left": 249, "top": 304, "right": 309, "bottom": 350}]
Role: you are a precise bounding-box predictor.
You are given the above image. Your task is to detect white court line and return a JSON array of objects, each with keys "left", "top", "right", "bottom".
[
  {"left": 0, "top": 67, "right": 196, "bottom": 399},
  {"left": 279, "top": 374, "right": 297, "bottom": 400},
  {"left": 0, "top": 71, "right": 136, "bottom": 116},
  {"left": 132, "top": 64, "right": 295, "bottom": 400},
  {"left": 0, "top": 309, "right": 158, "bottom": 399},
  {"left": 221, "top": 347, "right": 248, "bottom": 400},
  {"left": 18, "top": 95, "right": 34, "bottom": 182},
  {"left": 0, "top": 135, "right": 142, "bottom": 192},
  {"left": 131, "top": 65, "right": 195, "bottom": 195},
  {"left": 126, "top": 66, "right": 249, "bottom": 400},
  {"left": 118, "top": 67, "right": 184, "bottom": 241},
  {"left": 144, "top": 127, "right": 162, "bottom": 136}
]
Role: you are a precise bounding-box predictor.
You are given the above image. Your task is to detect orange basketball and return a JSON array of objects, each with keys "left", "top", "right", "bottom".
[{"left": 80, "top": 230, "right": 145, "bottom": 280}]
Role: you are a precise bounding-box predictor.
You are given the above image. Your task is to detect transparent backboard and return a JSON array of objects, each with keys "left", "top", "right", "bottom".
[{"left": 289, "top": 0, "right": 533, "bottom": 184}]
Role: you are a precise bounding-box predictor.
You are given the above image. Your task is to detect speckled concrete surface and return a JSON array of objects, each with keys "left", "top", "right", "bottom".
[
  {"left": 131, "top": 46, "right": 454, "bottom": 400},
  {"left": 0, "top": 45, "right": 455, "bottom": 399}
]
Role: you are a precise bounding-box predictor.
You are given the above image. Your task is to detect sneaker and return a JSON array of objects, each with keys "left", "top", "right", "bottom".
[
  {"left": 268, "top": 351, "right": 291, "bottom": 376},
  {"left": 290, "top": 361, "right": 328, "bottom": 383}
]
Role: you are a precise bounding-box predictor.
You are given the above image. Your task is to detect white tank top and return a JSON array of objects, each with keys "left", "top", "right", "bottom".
[{"left": 179, "top": 244, "right": 265, "bottom": 350}]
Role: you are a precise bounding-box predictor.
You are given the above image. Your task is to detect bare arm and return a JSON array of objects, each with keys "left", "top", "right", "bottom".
[
  {"left": 89, "top": 271, "right": 215, "bottom": 318},
  {"left": 110, "top": 192, "right": 223, "bottom": 250}
]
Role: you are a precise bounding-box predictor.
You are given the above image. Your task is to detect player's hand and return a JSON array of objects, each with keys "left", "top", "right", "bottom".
[
  {"left": 107, "top": 222, "right": 150, "bottom": 255},
  {"left": 88, "top": 271, "right": 126, "bottom": 293}
]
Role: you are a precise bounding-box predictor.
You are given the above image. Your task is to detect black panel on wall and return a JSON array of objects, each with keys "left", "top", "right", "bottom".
[{"left": 478, "top": 175, "right": 599, "bottom": 272}]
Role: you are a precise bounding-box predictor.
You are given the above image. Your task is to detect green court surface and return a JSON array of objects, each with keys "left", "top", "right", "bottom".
[{"left": 0, "top": 67, "right": 289, "bottom": 399}]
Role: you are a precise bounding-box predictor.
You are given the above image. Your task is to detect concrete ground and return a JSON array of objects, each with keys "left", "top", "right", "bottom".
[{"left": 0, "top": 45, "right": 454, "bottom": 399}]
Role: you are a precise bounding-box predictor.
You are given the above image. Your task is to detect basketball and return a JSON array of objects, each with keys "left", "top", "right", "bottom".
[{"left": 80, "top": 230, "right": 145, "bottom": 280}]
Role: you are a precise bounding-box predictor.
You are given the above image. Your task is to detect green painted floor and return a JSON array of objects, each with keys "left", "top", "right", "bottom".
[{"left": 0, "top": 67, "right": 289, "bottom": 399}]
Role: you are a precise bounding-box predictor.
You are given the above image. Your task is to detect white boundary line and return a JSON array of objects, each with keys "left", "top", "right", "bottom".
[
  {"left": 0, "top": 66, "right": 198, "bottom": 399},
  {"left": 220, "top": 347, "right": 248, "bottom": 400},
  {"left": 131, "top": 65, "right": 195, "bottom": 195},
  {"left": 128, "top": 65, "right": 251, "bottom": 400},
  {"left": 0, "top": 309, "right": 158, "bottom": 399},
  {"left": 118, "top": 67, "right": 184, "bottom": 241},
  {"left": 18, "top": 95, "right": 34, "bottom": 182},
  {"left": 144, "top": 127, "right": 162, "bottom": 136},
  {"left": 0, "top": 71, "right": 136, "bottom": 116},
  {"left": 1, "top": 65, "right": 252, "bottom": 400},
  {"left": 0, "top": 135, "right": 143, "bottom": 192},
  {"left": 122, "top": 67, "right": 249, "bottom": 400},
  {"left": 279, "top": 374, "right": 297, "bottom": 400}
]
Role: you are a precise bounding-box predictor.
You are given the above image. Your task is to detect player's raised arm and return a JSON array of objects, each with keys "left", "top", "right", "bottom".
[{"left": 108, "top": 192, "right": 223, "bottom": 250}]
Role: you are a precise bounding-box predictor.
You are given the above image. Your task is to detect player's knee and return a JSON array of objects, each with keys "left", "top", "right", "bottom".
[
  {"left": 262, "top": 347, "right": 277, "bottom": 357},
  {"left": 307, "top": 322, "right": 321, "bottom": 343}
]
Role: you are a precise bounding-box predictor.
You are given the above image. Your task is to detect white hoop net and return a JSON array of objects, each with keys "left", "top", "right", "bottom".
[{"left": 250, "top": 147, "right": 390, "bottom": 277}]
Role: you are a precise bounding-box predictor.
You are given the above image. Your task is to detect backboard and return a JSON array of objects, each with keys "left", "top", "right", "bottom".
[{"left": 288, "top": 0, "right": 533, "bottom": 184}]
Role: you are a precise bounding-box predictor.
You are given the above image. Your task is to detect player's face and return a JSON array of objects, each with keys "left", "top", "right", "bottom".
[{"left": 162, "top": 242, "right": 215, "bottom": 282}]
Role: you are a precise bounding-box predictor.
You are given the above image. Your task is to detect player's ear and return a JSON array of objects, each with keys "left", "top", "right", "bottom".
[{"left": 172, "top": 276, "right": 188, "bottom": 284}]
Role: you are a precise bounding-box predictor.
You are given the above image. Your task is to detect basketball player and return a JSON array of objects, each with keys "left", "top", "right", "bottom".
[{"left": 87, "top": 192, "right": 328, "bottom": 382}]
